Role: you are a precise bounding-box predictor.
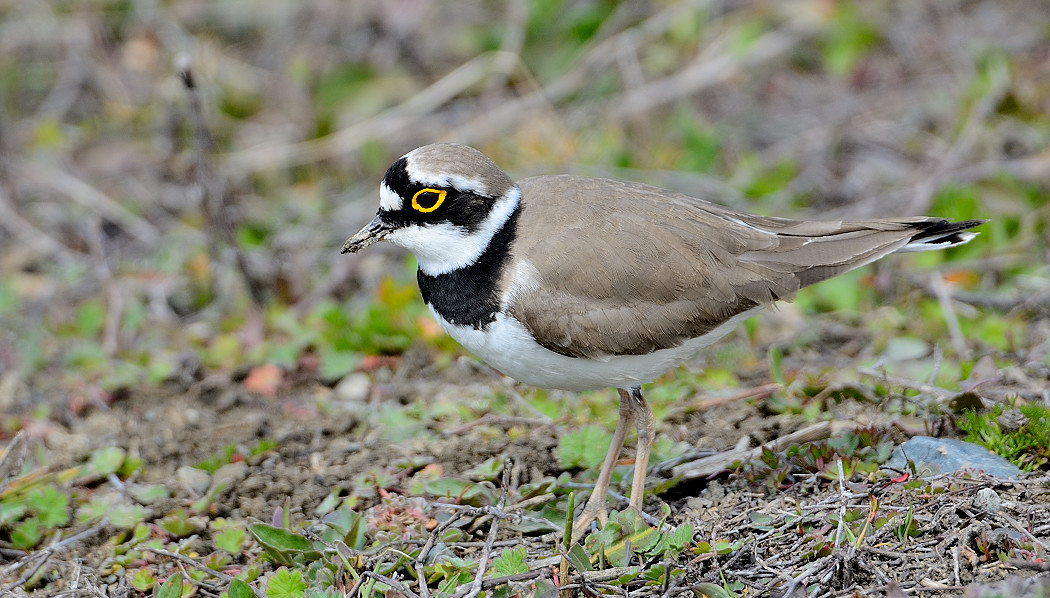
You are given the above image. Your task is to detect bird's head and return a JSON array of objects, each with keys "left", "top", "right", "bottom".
[{"left": 342, "top": 143, "right": 519, "bottom": 276}]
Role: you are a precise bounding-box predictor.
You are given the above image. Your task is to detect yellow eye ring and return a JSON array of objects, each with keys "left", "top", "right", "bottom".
[{"left": 411, "top": 188, "right": 447, "bottom": 213}]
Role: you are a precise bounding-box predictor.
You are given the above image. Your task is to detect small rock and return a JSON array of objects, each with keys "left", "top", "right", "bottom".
[
  {"left": 210, "top": 461, "right": 249, "bottom": 497},
  {"left": 995, "top": 408, "right": 1028, "bottom": 433},
  {"left": 43, "top": 428, "right": 92, "bottom": 460},
  {"left": 175, "top": 465, "right": 211, "bottom": 494},
  {"left": 183, "top": 408, "right": 201, "bottom": 426},
  {"left": 884, "top": 436, "right": 1023, "bottom": 478},
  {"left": 334, "top": 372, "right": 371, "bottom": 403},
  {"left": 328, "top": 437, "right": 362, "bottom": 455},
  {"left": 973, "top": 488, "right": 1001, "bottom": 513},
  {"left": 685, "top": 496, "right": 710, "bottom": 510}
]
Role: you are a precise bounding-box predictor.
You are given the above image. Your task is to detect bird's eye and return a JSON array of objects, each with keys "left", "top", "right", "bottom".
[{"left": 411, "top": 188, "right": 447, "bottom": 213}]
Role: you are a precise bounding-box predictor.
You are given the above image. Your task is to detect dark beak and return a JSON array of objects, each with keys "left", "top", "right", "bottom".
[{"left": 341, "top": 215, "right": 392, "bottom": 254}]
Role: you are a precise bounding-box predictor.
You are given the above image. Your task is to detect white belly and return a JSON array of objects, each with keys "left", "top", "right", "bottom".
[{"left": 428, "top": 307, "right": 757, "bottom": 391}]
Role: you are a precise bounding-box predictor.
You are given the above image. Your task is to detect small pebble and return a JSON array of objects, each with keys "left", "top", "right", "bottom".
[
  {"left": 175, "top": 465, "right": 211, "bottom": 494},
  {"left": 210, "top": 461, "right": 249, "bottom": 495},
  {"left": 334, "top": 372, "right": 371, "bottom": 403},
  {"left": 973, "top": 487, "right": 1002, "bottom": 513},
  {"left": 995, "top": 408, "right": 1028, "bottom": 433}
]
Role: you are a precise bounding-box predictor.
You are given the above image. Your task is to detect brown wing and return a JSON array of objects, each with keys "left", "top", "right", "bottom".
[{"left": 505, "top": 176, "right": 945, "bottom": 359}]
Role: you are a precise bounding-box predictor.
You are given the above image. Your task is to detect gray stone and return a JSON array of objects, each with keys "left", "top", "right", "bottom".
[
  {"left": 334, "top": 372, "right": 371, "bottom": 404},
  {"left": 210, "top": 461, "right": 249, "bottom": 497},
  {"left": 175, "top": 465, "right": 211, "bottom": 494},
  {"left": 884, "top": 436, "right": 1022, "bottom": 478},
  {"left": 973, "top": 488, "right": 1002, "bottom": 513}
]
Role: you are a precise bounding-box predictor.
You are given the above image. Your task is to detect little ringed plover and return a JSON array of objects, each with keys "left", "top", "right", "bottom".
[{"left": 342, "top": 143, "right": 984, "bottom": 540}]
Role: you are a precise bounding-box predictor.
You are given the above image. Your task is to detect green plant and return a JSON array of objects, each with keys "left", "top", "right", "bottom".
[
  {"left": 129, "top": 567, "right": 157, "bottom": 592},
  {"left": 214, "top": 522, "right": 248, "bottom": 554},
  {"left": 267, "top": 567, "right": 308, "bottom": 598},
  {"left": 557, "top": 425, "right": 613, "bottom": 470},
  {"left": 158, "top": 509, "right": 205, "bottom": 538},
  {"left": 819, "top": 2, "right": 882, "bottom": 76},
  {"left": 579, "top": 509, "right": 697, "bottom": 585},
  {"left": 745, "top": 429, "right": 894, "bottom": 492},
  {"left": 893, "top": 505, "right": 920, "bottom": 542},
  {"left": 958, "top": 402, "right": 1050, "bottom": 471}
]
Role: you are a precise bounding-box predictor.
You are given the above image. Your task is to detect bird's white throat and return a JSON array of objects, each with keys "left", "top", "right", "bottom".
[{"left": 386, "top": 187, "right": 521, "bottom": 276}]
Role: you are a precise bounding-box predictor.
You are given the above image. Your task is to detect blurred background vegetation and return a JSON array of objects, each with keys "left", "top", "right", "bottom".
[{"left": 0, "top": 0, "right": 1047, "bottom": 403}]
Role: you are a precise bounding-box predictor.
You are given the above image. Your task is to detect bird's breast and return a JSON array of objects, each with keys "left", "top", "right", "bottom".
[{"left": 415, "top": 208, "right": 520, "bottom": 329}]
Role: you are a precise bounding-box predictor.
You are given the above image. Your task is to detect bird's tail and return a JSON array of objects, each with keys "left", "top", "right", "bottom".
[{"left": 897, "top": 219, "right": 987, "bottom": 252}]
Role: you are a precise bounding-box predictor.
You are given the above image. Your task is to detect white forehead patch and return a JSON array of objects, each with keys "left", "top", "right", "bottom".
[
  {"left": 379, "top": 182, "right": 402, "bottom": 211},
  {"left": 404, "top": 154, "right": 491, "bottom": 196}
]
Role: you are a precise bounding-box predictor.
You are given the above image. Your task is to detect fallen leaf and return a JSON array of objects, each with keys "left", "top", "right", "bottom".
[{"left": 243, "top": 364, "right": 282, "bottom": 397}]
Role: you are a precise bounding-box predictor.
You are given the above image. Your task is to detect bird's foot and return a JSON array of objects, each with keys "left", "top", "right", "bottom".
[
  {"left": 572, "top": 501, "right": 658, "bottom": 544},
  {"left": 570, "top": 498, "right": 606, "bottom": 544}
]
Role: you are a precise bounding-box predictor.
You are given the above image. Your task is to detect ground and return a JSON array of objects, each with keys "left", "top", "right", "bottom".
[{"left": 6, "top": 310, "right": 1050, "bottom": 596}]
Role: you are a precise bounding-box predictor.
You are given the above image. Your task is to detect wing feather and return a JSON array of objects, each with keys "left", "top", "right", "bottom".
[{"left": 504, "top": 176, "right": 975, "bottom": 359}]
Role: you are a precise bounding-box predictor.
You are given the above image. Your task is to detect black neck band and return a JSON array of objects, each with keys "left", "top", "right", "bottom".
[{"left": 417, "top": 206, "right": 520, "bottom": 329}]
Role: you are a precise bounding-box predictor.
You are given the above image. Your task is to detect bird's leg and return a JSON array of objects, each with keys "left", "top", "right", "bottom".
[
  {"left": 628, "top": 386, "right": 654, "bottom": 512},
  {"left": 571, "top": 388, "right": 635, "bottom": 543}
]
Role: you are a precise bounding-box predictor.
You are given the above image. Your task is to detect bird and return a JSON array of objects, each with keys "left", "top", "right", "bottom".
[{"left": 341, "top": 143, "right": 984, "bottom": 541}]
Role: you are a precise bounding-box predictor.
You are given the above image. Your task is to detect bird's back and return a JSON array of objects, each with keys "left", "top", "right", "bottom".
[{"left": 504, "top": 175, "right": 975, "bottom": 359}]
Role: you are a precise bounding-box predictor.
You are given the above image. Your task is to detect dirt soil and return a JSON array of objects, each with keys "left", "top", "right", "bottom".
[{"left": 16, "top": 325, "right": 1050, "bottom": 596}]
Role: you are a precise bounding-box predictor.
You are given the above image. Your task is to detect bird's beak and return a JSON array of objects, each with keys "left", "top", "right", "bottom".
[{"left": 341, "top": 215, "right": 392, "bottom": 254}]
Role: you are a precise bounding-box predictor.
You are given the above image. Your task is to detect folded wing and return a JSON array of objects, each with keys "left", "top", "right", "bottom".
[{"left": 506, "top": 176, "right": 981, "bottom": 359}]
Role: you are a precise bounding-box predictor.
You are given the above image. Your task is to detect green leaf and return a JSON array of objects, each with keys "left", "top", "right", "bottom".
[
  {"left": 797, "top": 269, "right": 866, "bottom": 313},
  {"left": 617, "top": 567, "right": 641, "bottom": 584},
  {"left": 692, "top": 582, "right": 736, "bottom": 598},
  {"left": 75, "top": 299, "right": 106, "bottom": 337},
  {"left": 249, "top": 524, "right": 321, "bottom": 566},
  {"left": 713, "top": 538, "right": 742, "bottom": 555},
  {"left": 28, "top": 485, "right": 69, "bottom": 527},
  {"left": 820, "top": 3, "right": 880, "bottom": 76},
  {"left": 155, "top": 573, "right": 183, "bottom": 598},
  {"left": 749, "top": 512, "right": 775, "bottom": 530},
  {"left": 601, "top": 520, "right": 660, "bottom": 566},
  {"left": 318, "top": 348, "right": 361, "bottom": 381},
  {"left": 562, "top": 491, "right": 575, "bottom": 549},
  {"left": 128, "top": 483, "right": 169, "bottom": 504},
  {"left": 109, "top": 504, "right": 149, "bottom": 529},
  {"left": 565, "top": 543, "right": 592, "bottom": 572},
  {"left": 557, "top": 425, "right": 612, "bottom": 469},
  {"left": 87, "top": 447, "right": 127, "bottom": 478},
  {"left": 158, "top": 509, "right": 204, "bottom": 538},
  {"left": 320, "top": 508, "right": 367, "bottom": 550},
  {"left": 435, "top": 567, "right": 474, "bottom": 595},
  {"left": 490, "top": 546, "right": 528, "bottom": 577},
  {"left": 129, "top": 567, "right": 156, "bottom": 592},
  {"left": 266, "top": 568, "right": 307, "bottom": 598},
  {"left": 462, "top": 456, "right": 504, "bottom": 481},
  {"left": 11, "top": 517, "right": 42, "bottom": 550},
  {"left": 421, "top": 478, "right": 494, "bottom": 506},
  {"left": 656, "top": 523, "right": 694, "bottom": 553},
  {"left": 215, "top": 526, "right": 247, "bottom": 554},
  {"left": 768, "top": 345, "right": 785, "bottom": 385},
  {"left": 0, "top": 498, "right": 27, "bottom": 525},
  {"left": 228, "top": 579, "right": 255, "bottom": 598}
]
